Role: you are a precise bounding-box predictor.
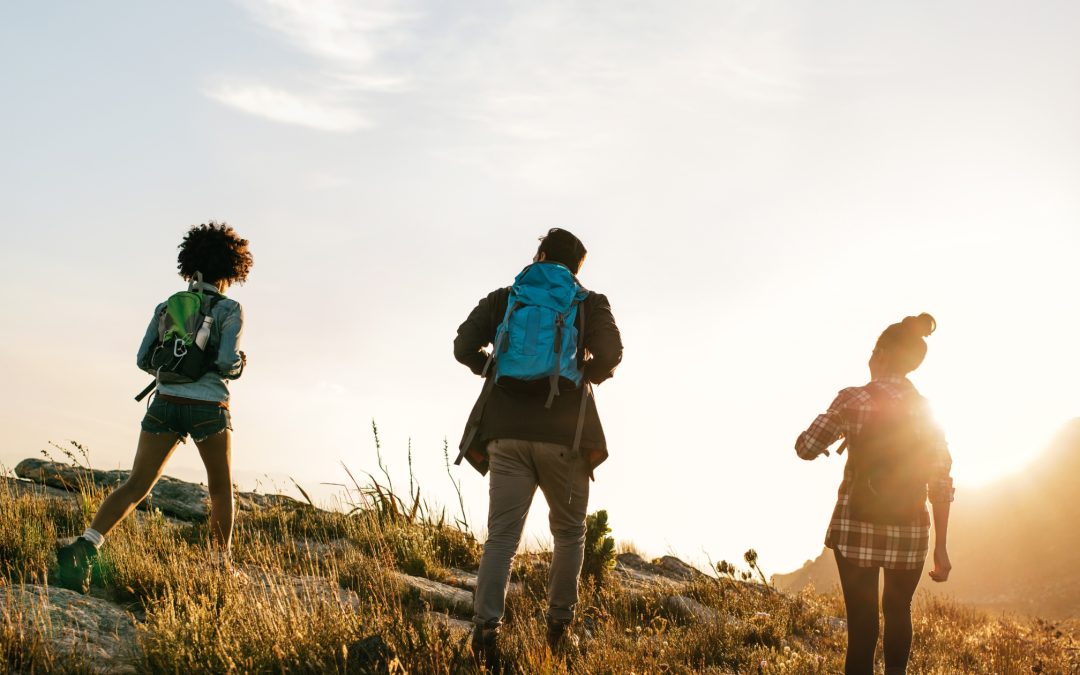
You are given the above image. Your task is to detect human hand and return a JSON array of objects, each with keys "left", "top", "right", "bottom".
[{"left": 929, "top": 546, "right": 951, "bottom": 583}]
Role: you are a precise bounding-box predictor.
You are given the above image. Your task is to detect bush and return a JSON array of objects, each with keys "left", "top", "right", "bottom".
[{"left": 582, "top": 510, "right": 617, "bottom": 592}]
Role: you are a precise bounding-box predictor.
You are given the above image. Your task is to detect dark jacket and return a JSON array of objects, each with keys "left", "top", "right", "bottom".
[{"left": 454, "top": 285, "right": 623, "bottom": 475}]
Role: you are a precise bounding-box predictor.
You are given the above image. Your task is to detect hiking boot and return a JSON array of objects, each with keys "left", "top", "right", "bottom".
[
  {"left": 471, "top": 624, "right": 501, "bottom": 673},
  {"left": 546, "top": 618, "right": 579, "bottom": 654},
  {"left": 55, "top": 537, "right": 98, "bottom": 594}
]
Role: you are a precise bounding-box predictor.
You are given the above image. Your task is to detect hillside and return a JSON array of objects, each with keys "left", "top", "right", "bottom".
[
  {"left": 775, "top": 419, "right": 1080, "bottom": 619},
  {"left": 2, "top": 447, "right": 1078, "bottom": 673}
]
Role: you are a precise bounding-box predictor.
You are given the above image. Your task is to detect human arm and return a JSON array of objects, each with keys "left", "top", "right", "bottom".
[
  {"left": 214, "top": 302, "right": 245, "bottom": 379},
  {"left": 581, "top": 293, "right": 622, "bottom": 385},
  {"left": 929, "top": 501, "right": 951, "bottom": 582},
  {"left": 453, "top": 289, "right": 506, "bottom": 376},
  {"left": 794, "top": 388, "right": 856, "bottom": 460},
  {"left": 926, "top": 419, "right": 954, "bottom": 582}
]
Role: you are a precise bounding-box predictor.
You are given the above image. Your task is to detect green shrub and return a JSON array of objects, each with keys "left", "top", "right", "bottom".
[{"left": 582, "top": 510, "right": 617, "bottom": 592}]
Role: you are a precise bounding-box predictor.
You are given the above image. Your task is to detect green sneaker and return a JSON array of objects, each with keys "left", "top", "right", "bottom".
[{"left": 56, "top": 537, "right": 97, "bottom": 594}]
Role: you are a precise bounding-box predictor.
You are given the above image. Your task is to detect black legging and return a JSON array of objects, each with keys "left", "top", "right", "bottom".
[{"left": 834, "top": 550, "right": 923, "bottom": 675}]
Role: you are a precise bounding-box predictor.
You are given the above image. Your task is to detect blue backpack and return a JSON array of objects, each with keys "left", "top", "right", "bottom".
[{"left": 484, "top": 262, "right": 589, "bottom": 408}]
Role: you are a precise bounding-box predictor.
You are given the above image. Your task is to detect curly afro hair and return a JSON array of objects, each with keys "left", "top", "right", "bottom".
[{"left": 176, "top": 222, "right": 254, "bottom": 285}]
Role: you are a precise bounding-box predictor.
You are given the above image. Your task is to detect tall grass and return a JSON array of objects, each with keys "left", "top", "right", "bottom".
[{"left": 3, "top": 437, "right": 1079, "bottom": 673}]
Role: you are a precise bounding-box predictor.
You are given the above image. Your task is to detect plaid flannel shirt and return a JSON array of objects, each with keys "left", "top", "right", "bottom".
[{"left": 795, "top": 375, "right": 954, "bottom": 569}]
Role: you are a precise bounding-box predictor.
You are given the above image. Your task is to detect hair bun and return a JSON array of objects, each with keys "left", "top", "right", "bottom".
[{"left": 901, "top": 313, "right": 936, "bottom": 338}]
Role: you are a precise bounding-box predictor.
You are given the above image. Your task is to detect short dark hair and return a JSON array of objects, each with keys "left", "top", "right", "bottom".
[
  {"left": 176, "top": 222, "right": 253, "bottom": 285},
  {"left": 537, "top": 228, "right": 587, "bottom": 273}
]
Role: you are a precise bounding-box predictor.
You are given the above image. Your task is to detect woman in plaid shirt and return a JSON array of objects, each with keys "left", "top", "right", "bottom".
[{"left": 796, "top": 313, "right": 954, "bottom": 675}]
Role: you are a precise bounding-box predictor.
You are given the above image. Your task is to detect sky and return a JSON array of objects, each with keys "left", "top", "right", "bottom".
[{"left": 2, "top": 0, "right": 1079, "bottom": 574}]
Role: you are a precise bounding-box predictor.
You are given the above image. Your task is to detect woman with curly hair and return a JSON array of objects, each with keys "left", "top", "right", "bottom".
[
  {"left": 57, "top": 222, "right": 253, "bottom": 592},
  {"left": 795, "top": 313, "right": 954, "bottom": 675}
]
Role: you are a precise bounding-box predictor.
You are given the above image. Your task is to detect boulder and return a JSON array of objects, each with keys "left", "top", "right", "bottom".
[
  {"left": 2, "top": 476, "right": 81, "bottom": 504},
  {"left": 0, "top": 584, "right": 138, "bottom": 673},
  {"left": 663, "top": 595, "right": 722, "bottom": 624},
  {"left": 391, "top": 572, "right": 474, "bottom": 616},
  {"left": 614, "top": 552, "right": 703, "bottom": 591},
  {"left": 14, "top": 458, "right": 304, "bottom": 522},
  {"left": 442, "top": 567, "right": 478, "bottom": 590},
  {"left": 240, "top": 567, "right": 362, "bottom": 611},
  {"left": 344, "top": 634, "right": 404, "bottom": 674},
  {"left": 423, "top": 611, "right": 474, "bottom": 638},
  {"left": 655, "top": 555, "right": 703, "bottom": 583}
]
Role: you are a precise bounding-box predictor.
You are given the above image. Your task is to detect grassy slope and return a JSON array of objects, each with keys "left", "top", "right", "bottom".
[{"left": 2, "top": 468, "right": 1078, "bottom": 674}]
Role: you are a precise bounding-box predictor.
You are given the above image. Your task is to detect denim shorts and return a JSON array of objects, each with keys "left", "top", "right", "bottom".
[{"left": 141, "top": 397, "right": 232, "bottom": 443}]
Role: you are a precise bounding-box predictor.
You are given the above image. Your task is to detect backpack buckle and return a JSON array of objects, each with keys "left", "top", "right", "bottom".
[{"left": 173, "top": 339, "right": 188, "bottom": 358}]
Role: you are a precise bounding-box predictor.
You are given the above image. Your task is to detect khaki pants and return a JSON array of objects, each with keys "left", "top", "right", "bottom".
[{"left": 473, "top": 439, "right": 591, "bottom": 627}]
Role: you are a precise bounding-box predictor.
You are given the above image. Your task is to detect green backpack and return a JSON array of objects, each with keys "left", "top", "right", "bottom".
[{"left": 135, "top": 273, "right": 221, "bottom": 401}]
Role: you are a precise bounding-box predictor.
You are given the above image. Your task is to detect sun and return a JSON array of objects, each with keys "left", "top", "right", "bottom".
[{"left": 917, "top": 364, "right": 1072, "bottom": 488}]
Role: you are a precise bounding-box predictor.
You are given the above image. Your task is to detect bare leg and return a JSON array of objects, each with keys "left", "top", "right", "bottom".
[
  {"left": 195, "top": 429, "right": 234, "bottom": 551},
  {"left": 89, "top": 431, "right": 181, "bottom": 537}
]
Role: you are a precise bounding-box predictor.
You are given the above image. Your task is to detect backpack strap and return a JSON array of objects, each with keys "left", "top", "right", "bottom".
[
  {"left": 566, "top": 301, "right": 593, "bottom": 502},
  {"left": 570, "top": 301, "right": 588, "bottom": 457},
  {"left": 134, "top": 380, "right": 157, "bottom": 402},
  {"left": 545, "top": 312, "right": 566, "bottom": 409}
]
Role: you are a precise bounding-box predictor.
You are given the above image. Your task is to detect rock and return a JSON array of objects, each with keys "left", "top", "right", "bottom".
[
  {"left": 14, "top": 458, "right": 304, "bottom": 523},
  {"left": 615, "top": 552, "right": 650, "bottom": 570},
  {"left": 438, "top": 568, "right": 523, "bottom": 597},
  {"left": 236, "top": 491, "right": 307, "bottom": 512},
  {"left": 391, "top": 572, "right": 474, "bottom": 616},
  {"left": 614, "top": 552, "right": 701, "bottom": 592},
  {"left": 292, "top": 538, "right": 354, "bottom": 564},
  {"left": 656, "top": 556, "right": 703, "bottom": 583},
  {"left": 442, "top": 568, "right": 478, "bottom": 590},
  {"left": 0, "top": 584, "right": 138, "bottom": 673},
  {"left": 345, "top": 634, "right": 404, "bottom": 674},
  {"left": 423, "top": 611, "right": 474, "bottom": 638},
  {"left": 663, "top": 595, "right": 722, "bottom": 624},
  {"left": 2, "top": 476, "right": 82, "bottom": 504},
  {"left": 240, "top": 567, "right": 362, "bottom": 611}
]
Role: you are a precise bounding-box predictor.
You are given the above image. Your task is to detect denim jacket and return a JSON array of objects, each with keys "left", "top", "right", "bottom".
[{"left": 136, "top": 282, "right": 244, "bottom": 403}]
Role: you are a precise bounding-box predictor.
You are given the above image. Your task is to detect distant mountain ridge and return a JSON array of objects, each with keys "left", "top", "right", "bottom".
[{"left": 774, "top": 419, "right": 1080, "bottom": 619}]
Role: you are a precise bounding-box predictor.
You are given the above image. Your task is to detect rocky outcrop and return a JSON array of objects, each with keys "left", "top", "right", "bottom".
[
  {"left": 0, "top": 584, "right": 139, "bottom": 673},
  {"left": 14, "top": 458, "right": 304, "bottom": 522},
  {"left": 8, "top": 456, "right": 761, "bottom": 666},
  {"left": 391, "top": 571, "right": 474, "bottom": 616},
  {"left": 614, "top": 552, "right": 710, "bottom": 593},
  {"left": 663, "top": 594, "right": 722, "bottom": 624},
  {"left": 2, "top": 476, "right": 84, "bottom": 504},
  {"left": 423, "top": 611, "right": 474, "bottom": 638},
  {"left": 241, "top": 567, "right": 364, "bottom": 611}
]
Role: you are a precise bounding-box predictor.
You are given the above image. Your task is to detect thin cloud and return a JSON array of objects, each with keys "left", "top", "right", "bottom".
[
  {"left": 211, "top": 0, "right": 804, "bottom": 141},
  {"left": 206, "top": 83, "right": 370, "bottom": 132},
  {"left": 209, "top": 0, "right": 413, "bottom": 131},
  {"left": 237, "top": 0, "right": 412, "bottom": 69}
]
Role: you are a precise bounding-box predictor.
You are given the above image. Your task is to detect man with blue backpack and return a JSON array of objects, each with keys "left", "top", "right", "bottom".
[{"left": 454, "top": 228, "right": 623, "bottom": 669}]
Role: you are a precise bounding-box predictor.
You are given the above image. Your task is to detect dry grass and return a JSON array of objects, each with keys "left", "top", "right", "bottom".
[{"left": 2, "top": 456, "right": 1079, "bottom": 673}]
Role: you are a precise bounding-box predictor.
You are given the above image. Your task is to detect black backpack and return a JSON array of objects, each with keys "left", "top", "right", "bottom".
[{"left": 846, "top": 385, "right": 933, "bottom": 524}]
